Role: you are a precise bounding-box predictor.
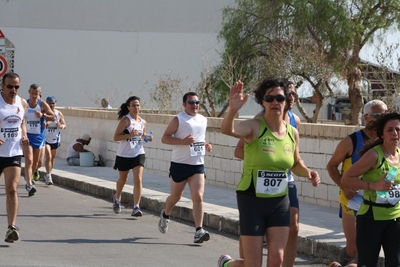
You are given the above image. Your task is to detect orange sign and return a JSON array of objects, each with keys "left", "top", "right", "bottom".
[{"left": 0, "top": 55, "right": 8, "bottom": 77}]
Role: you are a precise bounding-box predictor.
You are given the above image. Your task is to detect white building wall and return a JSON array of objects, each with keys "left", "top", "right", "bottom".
[{"left": 0, "top": 0, "right": 233, "bottom": 108}]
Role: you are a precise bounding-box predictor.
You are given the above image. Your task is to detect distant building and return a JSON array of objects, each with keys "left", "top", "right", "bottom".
[{"left": 0, "top": 0, "right": 233, "bottom": 108}]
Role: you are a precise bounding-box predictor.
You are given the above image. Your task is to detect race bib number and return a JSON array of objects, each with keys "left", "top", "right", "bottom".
[
  {"left": 1, "top": 127, "right": 19, "bottom": 141},
  {"left": 190, "top": 142, "right": 205, "bottom": 156},
  {"left": 129, "top": 136, "right": 142, "bottom": 149},
  {"left": 388, "top": 184, "right": 400, "bottom": 205},
  {"left": 256, "top": 170, "right": 288, "bottom": 195},
  {"left": 27, "top": 120, "right": 40, "bottom": 132},
  {"left": 46, "top": 126, "right": 57, "bottom": 133},
  {"left": 376, "top": 184, "right": 400, "bottom": 205}
]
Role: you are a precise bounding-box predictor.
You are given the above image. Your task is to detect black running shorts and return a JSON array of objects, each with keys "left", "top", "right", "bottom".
[
  {"left": 113, "top": 154, "right": 145, "bottom": 171},
  {"left": 237, "top": 193, "right": 290, "bottom": 236}
]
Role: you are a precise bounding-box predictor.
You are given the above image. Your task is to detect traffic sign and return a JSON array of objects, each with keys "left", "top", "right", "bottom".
[
  {"left": 0, "top": 55, "right": 8, "bottom": 77},
  {"left": 0, "top": 30, "right": 4, "bottom": 38}
]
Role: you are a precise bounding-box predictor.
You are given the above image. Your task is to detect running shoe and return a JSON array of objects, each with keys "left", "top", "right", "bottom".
[
  {"left": 158, "top": 209, "right": 169, "bottom": 234},
  {"left": 45, "top": 174, "right": 53, "bottom": 185},
  {"left": 25, "top": 184, "right": 36, "bottom": 196},
  {"left": 217, "top": 254, "right": 233, "bottom": 267},
  {"left": 4, "top": 225, "right": 19, "bottom": 243},
  {"left": 131, "top": 206, "right": 143, "bottom": 217},
  {"left": 329, "top": 262, "right": 342, "bottom": 267},
  {"left": 112, "top": 195, "right": 121, "bottom": 214},
  {"left": 194, "top": 228, "right": 210, "bottom": 243},
  {"left": 33, "top": 170, "right": 40, "bottom": 181}
]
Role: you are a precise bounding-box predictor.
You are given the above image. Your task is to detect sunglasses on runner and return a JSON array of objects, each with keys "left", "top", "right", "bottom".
[
  {"left": 187, "top": 100, "right": 200, "bottom": 105},
  {"left": 263, "top": 95, "right": 286, "bottom": 103},
  {"left": 5, "top": 85, "right": 20, "bottom": 89}
]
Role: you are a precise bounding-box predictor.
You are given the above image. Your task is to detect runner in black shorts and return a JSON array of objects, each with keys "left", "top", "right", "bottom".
[
  {"left": 158, "top": 92, "right": 213, "bottom": 244},
  {"left": 233, "top": 81, "right": 302, "bottom": 267},
  {"left": 219, "top": 79, "right": 320, "bottom": 267},
  {"left": 44, "top": 95, "right": 66, "bottom": 185},
  {"left": 112, "top": 96, "right": 152, "bottom": 217},
  {"left": 0, "top": 72, "right": 29, "bottom": 243}
]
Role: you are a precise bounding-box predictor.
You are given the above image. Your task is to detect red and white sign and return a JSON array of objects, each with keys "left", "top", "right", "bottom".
[
  {"left": 0, "top": 55, "right": 8, "bottom": 77},
  {"left": 0, "top": 30, "right": 4, "bottom": 38}
]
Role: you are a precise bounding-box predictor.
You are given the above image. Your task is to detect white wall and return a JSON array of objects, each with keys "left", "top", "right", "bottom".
[{"left": 0, "top": 0, "right": 234, "bottom": 108}]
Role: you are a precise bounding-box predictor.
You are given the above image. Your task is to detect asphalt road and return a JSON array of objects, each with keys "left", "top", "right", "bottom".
[{"left": 0, "top": 179, "right": 328, "bottom": 266}]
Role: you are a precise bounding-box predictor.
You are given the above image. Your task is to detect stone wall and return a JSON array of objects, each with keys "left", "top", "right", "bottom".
[{"left": 57, "top": 107, "right": 360, "bottom": 208}]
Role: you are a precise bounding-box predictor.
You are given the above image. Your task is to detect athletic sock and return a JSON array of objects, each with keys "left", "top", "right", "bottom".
[{"left": 162, "top": 211, "right": 170, "bottom": 219}]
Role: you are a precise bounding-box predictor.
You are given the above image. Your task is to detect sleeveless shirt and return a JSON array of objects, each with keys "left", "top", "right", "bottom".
[
  {"left": 0, "top": 95, "right": 25, "bottom": 157},
  {"left": 45, "top": 109, "right": 61, "bottom": 144},
  {"left": 358, "top": 145, "right": 400, "bottom": 220},
  {"left": 116, "top": 114, "right": 146, "bottom": 158},
  {"left": 238, "top": 117, "right": 296, "bottom": 198},
  {"left": 171, "top": 111, "right": 207, "bottom": 165}
]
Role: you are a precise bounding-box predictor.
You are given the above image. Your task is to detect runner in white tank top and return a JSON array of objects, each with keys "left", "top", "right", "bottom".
[
  {"left": 159, "top": 92, "right": 212, "bottom": 244},
  {"left": 22, "top": 84, "right": 55, "bottom": 196},
  {"left": 0, "top": 73, "right": 29, "bottom": 243},
  {"left": 44, "top": 95, "right": 66, "bottom": 185},
  {"left": 112, "top": 96, "right": 152, "bottom": 217}
]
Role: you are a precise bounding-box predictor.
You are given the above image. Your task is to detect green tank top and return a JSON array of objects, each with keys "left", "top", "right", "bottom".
[
  {"left": 237, "top": 117, "right": 295, "bottom": 198},
  {"left": 358, "top": 145, "right": 400, "bottom": 220}
]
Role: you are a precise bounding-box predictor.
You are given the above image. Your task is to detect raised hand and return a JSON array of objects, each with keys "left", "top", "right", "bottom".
[{"left": 229, "top": 80, "right": 249, "bottom": 111}]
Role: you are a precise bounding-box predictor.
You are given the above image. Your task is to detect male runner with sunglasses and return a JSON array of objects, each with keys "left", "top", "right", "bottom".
[
  {"left": 0, "top": 73, "right": 29, "bottom": 242},
  {"left": 158, "top": 92, "right": 213, "bottom": 243}
]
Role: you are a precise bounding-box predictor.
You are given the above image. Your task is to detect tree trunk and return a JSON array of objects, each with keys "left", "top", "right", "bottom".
[
  {"left": 312, "top": 96, "right": 325, "bottom": 123},
  {"left": 347, "top": 67, "right": 363, "bottom": 125},
  {"left": 295, "top": 99, "right": 312, "bottom": 123}
]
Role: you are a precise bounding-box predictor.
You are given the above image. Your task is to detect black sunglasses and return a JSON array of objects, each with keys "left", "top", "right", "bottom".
[
  {"left": 6, "top": 85, "right": 20, "bottom": 89},
  {"left": 187, "top": 100, "right": 200, "bottom": 105},
  {"left": 288, "top": 91, "right": 297, "bottom": 97},
  {"left": 263, "top": 95, "right": 286, "bottom": 103}
]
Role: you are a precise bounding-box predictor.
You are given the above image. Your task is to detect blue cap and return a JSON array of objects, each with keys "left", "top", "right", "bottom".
[{"left": 46, "top": 95, "right": 57, "bottom": 102}]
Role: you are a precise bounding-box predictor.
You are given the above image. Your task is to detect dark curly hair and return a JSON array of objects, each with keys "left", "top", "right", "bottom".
[
  {"left": 253, "top": 78, "right": 290, "bottom": 107},
  {"left": 359, "top": 110, "right": 400, "bottom": 156}
]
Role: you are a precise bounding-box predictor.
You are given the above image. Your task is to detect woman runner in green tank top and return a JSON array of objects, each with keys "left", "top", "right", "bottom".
[
  {"left": 342, "top": 111, "right": 400, "bottom": 267},
  {"left": 219, "top": 78, "right": 320, "bottom": 267}
]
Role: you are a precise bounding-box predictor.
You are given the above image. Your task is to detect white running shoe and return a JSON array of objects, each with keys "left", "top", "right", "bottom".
[
  {"left": 45, "top": 174, "right": 53, "bottom": 185},
  {"left": 158, "top": 209, "right": 170, "bottom": 234},
  {"left": 194, "top": 228, "right": 210, "bottom": 243}
]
